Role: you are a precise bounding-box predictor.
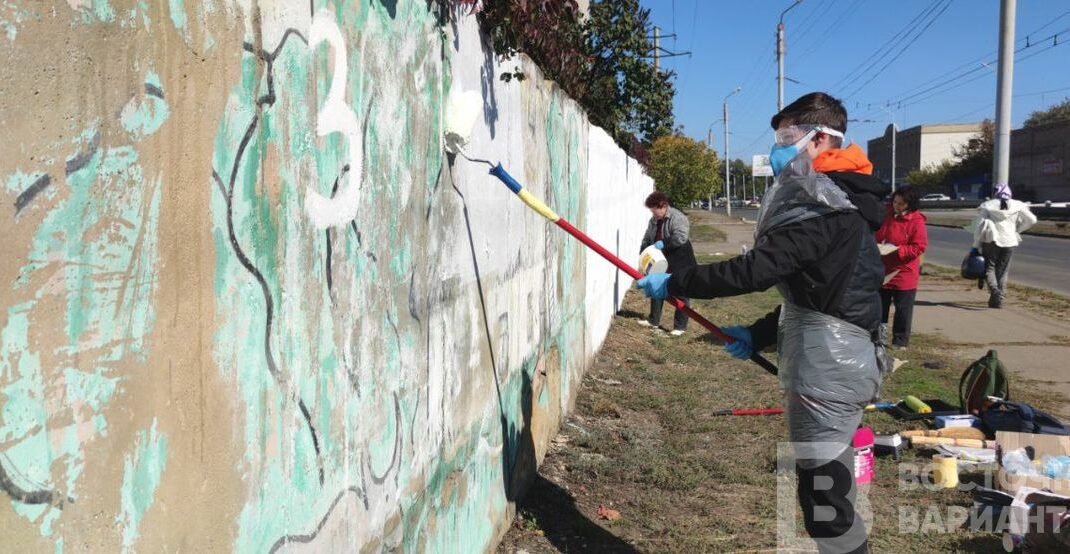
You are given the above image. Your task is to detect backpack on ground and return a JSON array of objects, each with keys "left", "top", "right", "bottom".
[
  {"left": 959, "top": 349, "right": 1010, "bottom": 415},
  {"left": 981, "top": 399, "right": 1070, "bottom": 436}
]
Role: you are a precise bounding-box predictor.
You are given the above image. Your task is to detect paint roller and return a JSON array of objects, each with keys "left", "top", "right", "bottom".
[{"left": 443, "top": 90, "right": 780, "bottom": 377}]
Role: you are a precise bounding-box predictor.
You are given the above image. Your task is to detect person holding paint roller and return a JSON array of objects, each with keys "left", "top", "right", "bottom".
[
  {"left": 637, "top": 92, "right": 888, "bottom": 554},
  {"left": 638, "top": 192, "right": 696, "bottom": 336}
]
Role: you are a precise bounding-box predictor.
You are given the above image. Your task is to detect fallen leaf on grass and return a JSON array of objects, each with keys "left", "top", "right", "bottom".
[{"left": 597, "top": 505, "right": 621, "bottom": 521}]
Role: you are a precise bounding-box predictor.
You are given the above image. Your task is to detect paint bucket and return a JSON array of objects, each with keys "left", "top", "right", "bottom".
[
  {"left": 638, "top": 244, "right": 668, "bottom": 275},
  {"left": 932, "top": 454, "right": 959, "bottom": 488},
  {"left": 853, "top": 426, "right": 875, "bottom": 485}
]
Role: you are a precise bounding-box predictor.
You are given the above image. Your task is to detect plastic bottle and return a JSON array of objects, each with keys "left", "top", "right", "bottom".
[
  {"left": 1043, "top": 456, "right": 1070, "bottom": 479},
  {"left": 1002, "top": 448, "right": 1037, "bottom": 476}
]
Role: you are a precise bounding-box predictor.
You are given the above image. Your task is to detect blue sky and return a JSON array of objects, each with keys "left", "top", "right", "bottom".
[{"left": 638, "top": 0, "right": 1070, "bottom": 162}]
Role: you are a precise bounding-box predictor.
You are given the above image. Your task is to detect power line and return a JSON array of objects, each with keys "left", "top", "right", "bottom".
[
  {"left": 855, "top": 8, "right": 1070, "bottom": 111},
  {"left": 830, "top": 1, "right": 945, "bottom": 93},
  {"left": 856, "top": 32, "right": 1069, "bottom": 120},
  {"left": 796, "top": 0, "right": 862, "bottom": 63},
  {"left": 792, "top": 0, "right": 838, "bottom": 55},
  {"left": 841, "top": 0, "right": 953, "bottom": 100},
  {"left": 862, "top": 27, "right": 1069, "bottom": 115}
]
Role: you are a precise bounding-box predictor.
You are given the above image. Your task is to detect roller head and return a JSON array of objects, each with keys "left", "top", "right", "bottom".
[{"left": 444, "top": 89, "right": 483, "bottom": 154}]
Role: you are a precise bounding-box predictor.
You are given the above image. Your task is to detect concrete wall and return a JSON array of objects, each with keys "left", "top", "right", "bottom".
[
  {"left": 0, "top": 1, "right": 652, "bottom": 551},
  {"left": 1011, "top": 120, "right": 1070, "bottom": 202}
]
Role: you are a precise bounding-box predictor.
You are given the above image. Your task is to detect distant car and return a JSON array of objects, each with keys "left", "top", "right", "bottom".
[
  {"left": 745, "top": 198, "right": 762, "bottom": 208},
  {"left": 921, "top": 193, "right": 951, "bottom": 201}
]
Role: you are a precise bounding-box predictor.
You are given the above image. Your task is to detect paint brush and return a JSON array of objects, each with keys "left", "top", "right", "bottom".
[{"left": 443, "top": 91, "right": 779, "bottom": 377}]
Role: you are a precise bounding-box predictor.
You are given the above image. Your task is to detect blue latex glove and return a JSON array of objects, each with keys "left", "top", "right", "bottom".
[
  {"left": 635, "top": 273, "right": 671, "bottom": 300},
  {"left": 654, "top": 240, "right": 665, "bottom": 250},
  {"left": 722, "top": 325, "right": 753, "bottom": 360},
  {"left": 969, "top": 247, "right": 980, "bottom": 256}
]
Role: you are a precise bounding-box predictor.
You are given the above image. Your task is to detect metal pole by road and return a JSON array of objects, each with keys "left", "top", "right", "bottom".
[
  {"left": 777, "top": 0, "right": 803, "bottom": 111},
  {"left": 708, "top": 127, "right": 715, "bottom": 211},
  {"left": 724, "top": 101, "right": 731, "bottom": 216},
  {"left": 873, "top": 106, "right": 898, "bottom": 190},
  {"left": 723, "top": 87, "right": 742, "bottom": 216},
  {"left": 653, "top": 26, "right": 660, "bottom": 70},
  {"left": 992, "top": 0, "right": 1016, "bottom": 191}
]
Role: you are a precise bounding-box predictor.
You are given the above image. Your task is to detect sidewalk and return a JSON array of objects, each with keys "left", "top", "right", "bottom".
[{"left": 912, "top": 278, "right": 1070, "bottom": 417}]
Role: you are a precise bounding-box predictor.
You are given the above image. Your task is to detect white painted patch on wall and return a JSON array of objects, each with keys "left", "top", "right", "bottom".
[{"left": 305, "top": 10, "right": 362, "bottom": 230}]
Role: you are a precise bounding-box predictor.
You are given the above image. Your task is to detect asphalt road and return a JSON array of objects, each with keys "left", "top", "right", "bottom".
[
  {"left": 706, "top": 206, "right": 1070, "bottom": 295},
  {"left": 923, "top": 225, "right": 1070, "bottom": 296}
]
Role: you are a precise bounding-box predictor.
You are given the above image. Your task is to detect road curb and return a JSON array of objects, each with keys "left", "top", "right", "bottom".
[{"left": 926, "top": 221, "right": 1070, "bottom": 241}]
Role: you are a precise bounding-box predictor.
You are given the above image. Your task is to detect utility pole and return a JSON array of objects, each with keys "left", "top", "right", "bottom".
[
  {"left": 992, "top": 0, "right": 1016, "bottom": 194},
  {"left": 724, "top": 100, "right": 731, "bottom": 217},
  {"left": 653, "top": 26, "right": 660, "bottom": 70},
  {"left": 777, "top": 0, "right": 804, "bottom": 111},
  {"left": 708, "top": 127, "right": 715, "bottom": 211},
  {"left": 723, "top": 87, "right": 743, "bottom": 216}
]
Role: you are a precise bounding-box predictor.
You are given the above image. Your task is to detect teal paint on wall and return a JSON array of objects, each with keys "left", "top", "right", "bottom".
[
  {"left": 1, "top": 122, "right": 164, "bottom": 543},
  {"left": 117, "top": 419, "right": 168, "bottom": 550}
]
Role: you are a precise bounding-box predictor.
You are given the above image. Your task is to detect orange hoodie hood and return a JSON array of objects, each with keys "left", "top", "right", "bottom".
[{"left": 812, "top": 143, "right": 873, "bottom": 175}]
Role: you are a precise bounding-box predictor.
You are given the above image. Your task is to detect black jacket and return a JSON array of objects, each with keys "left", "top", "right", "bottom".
[
  {"left": 667, "top": 171, "right": 889, "bottom": 350},
  {"left": 640, "top": 207, "right": 697, "bottom": 272}
]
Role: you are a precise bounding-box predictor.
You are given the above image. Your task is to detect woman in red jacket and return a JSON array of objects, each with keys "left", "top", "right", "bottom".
[{"left": 874, "top": 186, "right": 928, "bottom": 349}]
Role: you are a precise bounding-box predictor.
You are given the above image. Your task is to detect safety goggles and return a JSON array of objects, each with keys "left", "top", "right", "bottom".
[{"left": 774, "top": 124, "right": 845, "bottom": 146}]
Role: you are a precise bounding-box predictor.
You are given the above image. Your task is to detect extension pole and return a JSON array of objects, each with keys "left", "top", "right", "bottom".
[
  {"left": 486, "top": 164, "right": 780, "bottom": 377},
  {"left": 992, "top": 0, "right": 1016, "bottom": 193}
]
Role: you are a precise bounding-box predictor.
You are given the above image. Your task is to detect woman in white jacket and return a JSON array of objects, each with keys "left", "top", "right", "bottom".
[{"left": 972, "top": 184, "right": 1037, "bottom": 308}]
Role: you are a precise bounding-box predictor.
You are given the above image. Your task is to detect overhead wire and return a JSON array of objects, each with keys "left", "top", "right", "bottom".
[
  {"left": 841, "top": 0, "right": 953, "bottom": 100},
  {"left": 829, "top": 1, "right": 944, "bottom": 93},
  {"left": 855, "top": 27, "right": 1070, "bottom": 119}
]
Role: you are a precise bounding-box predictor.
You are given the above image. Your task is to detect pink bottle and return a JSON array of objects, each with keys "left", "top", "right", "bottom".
[{"left": 853, "top": 427, "right": 875, "bottom": 485}]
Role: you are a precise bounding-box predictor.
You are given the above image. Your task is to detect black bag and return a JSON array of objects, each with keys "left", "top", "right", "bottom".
[
  {"left": 961, "top": 249, "right": 985, "bottom": 279},
  {"left": 981, "top": 400, "right": 1070, "bottom": 436}
]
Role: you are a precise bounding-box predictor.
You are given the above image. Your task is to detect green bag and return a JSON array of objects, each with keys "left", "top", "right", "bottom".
[{"left": 959, "top": 349, "right": 1010, "bottom": 415}]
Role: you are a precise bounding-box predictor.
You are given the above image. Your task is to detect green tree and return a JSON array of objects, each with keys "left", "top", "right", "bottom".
[
  {"left": 906, "top": 160, "right": 953, "bottom": 192},
  {"left": 1024, "top": 97, "right": 1070, "bottom": 127},
  {"left": 947, "top": 119, "right": 994, "bottom": 182},
  {"left": 585, "top": 0, "right": 676, "bottom": 145},
  {"left": 648, "top": 135, "right": 722, "bottom": 206}
]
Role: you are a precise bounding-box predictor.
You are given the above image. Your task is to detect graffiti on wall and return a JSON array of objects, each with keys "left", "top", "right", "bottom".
[{"left": 1, "top": 0, "right": 608, "bottom": 551}]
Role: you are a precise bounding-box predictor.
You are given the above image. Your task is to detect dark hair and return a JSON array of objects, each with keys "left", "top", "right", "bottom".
[
  {"left": 645, "top": 191, "right": 669, "bottom": 208},
  {"left": 892, "top": 186, "right": 920, "bottom": 212},
  {"left": 770, "top": 92, "right": 847, "bottom": 148},
  {"left": 1000, "top": 199, "right": 1009, "bottom": 210}
]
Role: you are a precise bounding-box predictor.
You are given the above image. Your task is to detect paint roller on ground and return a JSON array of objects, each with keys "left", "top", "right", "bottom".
[{"left": 443, "top": 89, "right": 779, "bottom": 377}]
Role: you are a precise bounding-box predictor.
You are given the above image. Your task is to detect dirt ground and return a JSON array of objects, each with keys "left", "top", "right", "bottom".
[{"left": 496, "top": 213, "right": 1069, "bottom": 553}]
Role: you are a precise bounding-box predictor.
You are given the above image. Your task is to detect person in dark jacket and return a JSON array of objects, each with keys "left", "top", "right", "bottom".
[
  {"left": 636, "top": 92, "right": 888, "bottom": 554},
  {"left": 638, "top": 192, "right": 697, "bottom": 336},
  {"left": 874, "top": 186, "right": 928, "bottom": 348}
]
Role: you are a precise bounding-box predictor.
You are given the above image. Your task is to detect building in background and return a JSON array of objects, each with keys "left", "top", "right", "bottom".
[
  {"left": 1011, "top": 119, "right": 1070, "bottom": 202},
  {"left": 867, "top": 123, "right": 982, "bottom": 186}
]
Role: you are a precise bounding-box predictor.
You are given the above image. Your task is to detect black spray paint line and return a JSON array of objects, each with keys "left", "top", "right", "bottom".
[
  {"left": 0, "top": 454, "right": 70, "bottom": 508},
  {"left": 213, "top": 114, "right": 324, "bottom": 485},
  {"left": 323, "top": 164, "right": 351, "bottom": 299},
  {"left": 366, "top": 392, "right": 402, "bottom": 485},
  {"left": 243, "top": 29, "right": 308, "bottom": 107},
  {"left": 10, "top": 129, "right": 105, "bottom": 215},
  {"left": 13, "top": 174, "right": 52, "bottom": 215},
  {"left": 266, "top": 485, "right": 367, "bottom": 554},
  {"left": 144, "top": 82, "right": 165, "bottom": 100},
  {"left": 64, "top": 131, "right": 101, "bottom": 176}
]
